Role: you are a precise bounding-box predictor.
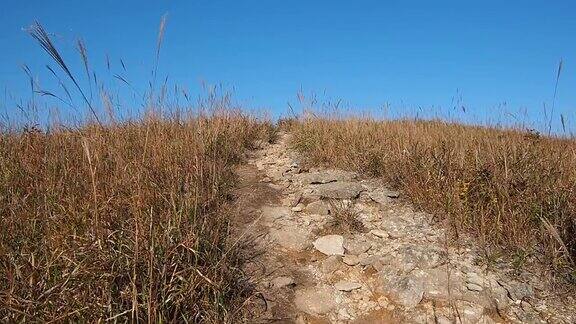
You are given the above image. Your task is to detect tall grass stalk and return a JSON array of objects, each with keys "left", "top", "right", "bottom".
[{"left": 28, "top": 22, "right": 101, "bottom": 126}]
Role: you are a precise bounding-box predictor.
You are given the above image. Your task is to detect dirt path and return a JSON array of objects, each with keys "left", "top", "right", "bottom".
[{"left": 235, "top": 132, "right": 575, "bottom": 323}]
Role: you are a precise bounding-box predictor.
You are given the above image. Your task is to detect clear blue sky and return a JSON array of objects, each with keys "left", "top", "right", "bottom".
[{"left": 1, "top": 1, "right": 575, "bottom": 132}]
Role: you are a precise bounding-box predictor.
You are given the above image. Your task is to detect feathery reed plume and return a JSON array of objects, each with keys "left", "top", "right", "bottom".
[
  {"left": 28, "top": 21, "right": 102, "bottom": 126},
  {"left": 154, "top": 14, "right": 168, "bottom": 79},
  {"left": 549, "top": 58, "right": 563, "bottom": 135},
  {"left": 76, "top": 38, "right": 93, "bottom": 100}
]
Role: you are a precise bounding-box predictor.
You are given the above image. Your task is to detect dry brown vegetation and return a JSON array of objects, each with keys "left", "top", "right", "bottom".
[
  {"left": 1, "top": 19, "right": 279, "bottom": 322},
  {"left": 327, "top": 200, "right": 366, "bottom": 234},
  {"left": 0, "top": 110, "right": 274, "bottom": 322},
  {"left": 290, "top": 117, "right": 576, "bottom": 283}
]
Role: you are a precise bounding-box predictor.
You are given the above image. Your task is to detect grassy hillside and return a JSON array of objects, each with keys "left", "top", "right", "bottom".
[
  {"left": 290, "top": 116, "right": 576, "bottom": 283},
  {"left": 0, "top": 110, "right": 273, "bottom": 322}
]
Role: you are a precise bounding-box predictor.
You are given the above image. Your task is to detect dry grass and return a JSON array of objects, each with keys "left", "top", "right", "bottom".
[
  {"left": 0, "top": 110, "right": 274, "bottom": 322},
  {"left": 290, "top": 116, "right": 576, "bottom": 283},
  {"left": 0, "top": 19, "right": 282, "bottom": 322},
  {"left": 327, "top": 200, "right": 366, "bottom": 234}
]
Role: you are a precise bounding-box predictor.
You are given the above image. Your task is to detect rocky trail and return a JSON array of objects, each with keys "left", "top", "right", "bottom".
[{"left": 233, "top": 133, "right": 575, "bottom": 323}]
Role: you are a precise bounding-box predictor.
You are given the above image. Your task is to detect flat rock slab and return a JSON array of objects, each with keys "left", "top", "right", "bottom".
[
  {"left": 503, "top": 281, "right": 534, "bottom": 301},
  {"left": 313, "top": 235, "right": 345, "bottom": 255},
  {"left": 269, "top": 226, "right": 310, "bottom": 251},
  {"left": 418, "top": 267, "right": 462, "bottom": 301},
  {"left": 297, "top": 170, "right": 357, "bottom": 184},
  {"left": 465, "top": 272, "right": 485, "bottom": 292},
  {"left": 294, "top": 287, "right": 338, "bottom": 315},
  {"left": 369, "top": 188, "right": 400, "bottom": 205},
  {"left": 314, "top": 182, "right": 365, "bottom": 199},
  {"left": 260, "top": 206, "right": 291, "bottom": 223},
  {"left": 396, "top": 245, "right": 446, "bottom": 269},
  {"left": 380, "top": 267, "right": 467, "bottom": 308},
  {"left": 381, "top": 274, "right": 425, "bottom": 308},
  {"left": 304, "top": 200, "right": 331, "bottom": 215},
  {"left": 344, "top": 240, "right": 372, "bottom": 255}
]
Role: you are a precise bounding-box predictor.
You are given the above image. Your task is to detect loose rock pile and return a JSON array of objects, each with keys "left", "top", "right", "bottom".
[{"left": 243, "top": 133, "right": 574, "bottom": 323}]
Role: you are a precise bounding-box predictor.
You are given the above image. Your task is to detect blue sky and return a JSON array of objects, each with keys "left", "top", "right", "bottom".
[{"left": 1, "top": 1, "right": 575, "bottom": 132}]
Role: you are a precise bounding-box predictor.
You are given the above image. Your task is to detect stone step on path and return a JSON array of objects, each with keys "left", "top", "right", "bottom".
[{"left": 244, "top": 132, "right": 575, "bottom": 324}]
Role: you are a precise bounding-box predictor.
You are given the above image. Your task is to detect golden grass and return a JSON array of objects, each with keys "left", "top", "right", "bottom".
[
  {"left": 0, "top": 110, "right": 274, "bottom": 322},
  {"left": 290, "top": 117, "right": 576, "bottom": 283}
]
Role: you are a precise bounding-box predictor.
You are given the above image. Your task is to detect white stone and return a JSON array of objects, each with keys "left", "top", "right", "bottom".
[
  {"left": 313, "top": 235, "right": 345, "bottom": 256},
  {"left": 271, "top": 276, "right": 295, "bottom": 288}
]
